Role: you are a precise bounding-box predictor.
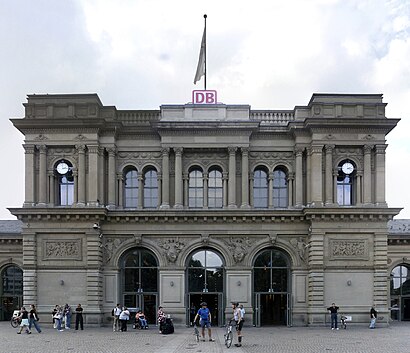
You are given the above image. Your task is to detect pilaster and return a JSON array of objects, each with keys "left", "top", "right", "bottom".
[
  {"left": 23, "top": 144, "right": 36, "bottom": 207},
  {"left": 174, "top": 147, "right": 183, "bottom": 209},
  {"left": 294, "top": 147, "right": 304, "bottom": 207},
  {"left": 37, "top": 144, "right": 47, "bottom": 206},
  {"left": 228, "top": 146, "right": 237, "bottom": 209},
  {"left": 240, "top": 147, "right": 250, "bottom": 208},
  {"left": 160, "top": 148, "right": 170, "bottom": 209},
  {"left": 107, "top": 147, "right": 117, "bottom": 208},
  {"left": 375, "top": 145, "right": 387, "bottom": 206}
]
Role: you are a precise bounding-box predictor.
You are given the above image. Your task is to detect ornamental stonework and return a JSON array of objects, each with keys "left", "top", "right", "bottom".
[
  {"left": 224, "top": 237, "right": 253, "bottom": 264},
  {"left": 157, "top": 238, "right": 185, "bottom": 264},
  {"left": 43, "top": 240, "right": 82, "bottom": 260},
  {"left": 101, "top": 237, "right": 126, "bottom": 264},
  {"left": 330, "top": 240, "right": 367, "bottom": 259}
]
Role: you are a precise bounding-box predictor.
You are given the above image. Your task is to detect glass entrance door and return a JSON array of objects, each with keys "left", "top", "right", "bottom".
[
  {"left": 254, "top": 293, "right": 288, "bottom": 326},
  {"left": 188, "top": 293, "right": 222, "bottom": 327},
  {"left": 124, "top": 293, "right": 157, "bottom": 325}
]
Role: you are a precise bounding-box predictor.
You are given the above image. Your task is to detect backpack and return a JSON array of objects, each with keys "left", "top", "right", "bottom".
[{"left": 111, "top": 308, "right": 115, "bottom": 316}]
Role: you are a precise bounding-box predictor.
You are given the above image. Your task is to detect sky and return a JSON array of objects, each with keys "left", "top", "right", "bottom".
[{"left": 0, "top": 0, "right": 409, "bottom": 220}]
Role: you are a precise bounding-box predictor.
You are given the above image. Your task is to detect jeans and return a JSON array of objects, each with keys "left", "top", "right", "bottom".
[
  {"left": 28, "top": 318, "right": 41, "bottom": 333},
  {"left": 331, "top": 313, "right": 338, "bottom": 329},
  {"left": 139, "top": 318, "right": 148, "bottom": 328},
  {"left": 56, "top": 318, "right": 62, "bottom": 330},
  {"left": 65, "top": 314, "right": 71, "bottom": 328},
  {"left": 369, "top": 317, "right": 376, "bottom": 328}
]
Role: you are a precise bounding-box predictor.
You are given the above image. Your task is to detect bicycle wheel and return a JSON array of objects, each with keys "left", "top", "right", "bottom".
[
  {"left": 11, "top": 318, "right": 19, "bottom": 328},
  {"left": 225, "top": 330, "right": 233, "bottom": 348},
  {"left": 194, "top": 327, "right": 199, "bottom": 342}
]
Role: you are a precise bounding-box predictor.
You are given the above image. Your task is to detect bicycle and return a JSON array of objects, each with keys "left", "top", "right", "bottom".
[
  {"left": 193, "top": 324, "right": 200, "bottom": 342},
  {"left": 224, "top": 319, "right": 235, "bottom": 348},
  {"left": 10, "top": 315, "right": 20, "bottom": 328}
]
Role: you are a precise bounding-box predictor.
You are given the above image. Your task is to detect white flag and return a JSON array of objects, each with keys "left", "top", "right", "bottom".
[{"left": 194, "top": 28, "right": 206, "bottom": 84}]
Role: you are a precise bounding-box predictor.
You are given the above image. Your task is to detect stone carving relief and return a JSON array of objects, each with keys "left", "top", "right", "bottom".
[
  {"left": 47, "top": 147, "right": 78, "bottom": 166},
  {"left": 101, "top": 237, "right": 126, "bottom": 264},
  {"left": 157, "top": 238, "right": 185, "bottom": 263},
  {"left": 74, "top": 134, "right": 87, "bottom": 141},
  {"left": 34, "top": 134, "right": 49, "bottom": 141},
  {"left": 43, "top": 240, "right": 81, "bottom": 260},
  {"left": 224, "top": 237, "right": 253, "bottom": 264},
  {"left": 249, "top": 151, "right": 294, "bottom": 171},
  {"left": 331, "top": 240, "right": 367, "bottom": 258},
  {"left": 289, "top": 237, "right": 308, "bottom": 264},
  {"left": 183, "top": 151, "right": 228, "bottom": 171}
]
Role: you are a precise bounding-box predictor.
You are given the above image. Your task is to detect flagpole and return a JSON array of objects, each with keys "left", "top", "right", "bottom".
[{"left": 204, "top": 14, "right": 207, "bottom": 90}]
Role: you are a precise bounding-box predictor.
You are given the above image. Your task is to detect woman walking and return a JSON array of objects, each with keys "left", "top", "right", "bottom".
[{"left": 28, "top": 304, "right": 41, "bottom": 333}]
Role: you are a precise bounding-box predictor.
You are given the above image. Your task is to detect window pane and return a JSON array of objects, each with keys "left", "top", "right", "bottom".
[
  {"left": 141, "top": 268, "right": 158, "bottom": 292},
  {"left": 206, "top": 268, "right": 223, "bottom": 292},
  {"left": 272, "top": 269, "right": 288, "bottom": 292},
  {"left": 124, "top": 268, "right": 140, "bottom": 292},
  {"left": 188, "top": 268, "right": 205, "bottom": 292},
  {"left": 124, "top": 169, "right": 138, "bottom": 208},
  {"left": 254, "top": 268, "right": 270, "bottom": 292},
  {"left": 190, "top": 251, "right": 206, "bottom": 267},
  {"left": 254, "top": 169, "right": 268, "bottom": 208},
  {"left": 254, "top": 251, "right": 271, "bottom": 267}
]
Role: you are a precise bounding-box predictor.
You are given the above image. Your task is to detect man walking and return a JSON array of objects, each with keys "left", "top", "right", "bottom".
[{"left": 112, "top": 303, "right": 122, "bottom": 332}]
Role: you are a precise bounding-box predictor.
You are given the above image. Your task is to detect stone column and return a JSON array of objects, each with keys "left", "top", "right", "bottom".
[
  {"left": 183, "top": 173, "right": 189, "bottom": 208},
  {"left": 107, "top": 147, "right": 117, "bottom": 208},
  {"left": 363, "top": 144, "right": 373, "bottom": 205},
  {"left": 174, "top": 147, "right": 183, "bottom": 209},
  {"left": 160, "top": 148, "right": 170, "bottom": 209},
  {"left": 37, "top": 145, "right": 47, "bottom": 206},
  {"left": 23, "top": 145, "right": 36, "bottom": 207},
  {"left": 76, "top": 145, "right": 86, "bottom": 206},
  {"left": 157, "top": 172, "right": 162, "bottom": 207},
  {"left": 249, "top": 173, "right": 254, "bottom": 208},
  {"left": 228, "top": 146, "right": 237, "bottom": 208},
  {"left": 306, "top": 148, "right": 312, "bottom": 205},
  {"left": 333, "top": 171, "right": 338, "bottom": 204},
  {"left": 375, "top": 145, "right": 387, "bottom": 206},
  {"left": 117, "top": 173, "right": 123, "bottom": 207},
  {"left": 98, "top": 147, "right": 104, "bottom": 205},
  {"left": 72, "top": 170, "right": 78, "bottom": 204},
  {"left": 310, "top": 145, "right": 323, "bottom": 206},
  {"left": 87, "top": 145, "right": 99, "bottom": 206},
  {"left": 203, "top": 172, "right": 208, "bottom": 209},
  {"left": 138, "top": 175, "right": 144, "bottom": 209},
  {"left": 325, "top": 145, "right": 334, "bottom": 205},
  {"left": 288, "top": 173, "right": 294, "bottom": 207},
  {"left": 241, "top": 147, "right": 250, "bottom": 208},
  {"left": 268, "top": 172, "right": 274, "bottom": 208},
  {"left": 222, "top": 172, "right": 228, "bottom": 208},
  {"left": 294, "top": 147, "right": 304, "bottom": 207},
  {"left": 48, "top": 171, "right": 55, "bottom": 206},
  {"left": 356, "top": 173, "right": 362, "bottom": 205}
]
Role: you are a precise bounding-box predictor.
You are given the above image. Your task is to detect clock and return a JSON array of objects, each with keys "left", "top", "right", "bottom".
[
  {"left": 56, "top": 162, "right": 69, "bottom": 175},
  {"left": 341, "top": 162, "right": 354, "bottom": 174}
]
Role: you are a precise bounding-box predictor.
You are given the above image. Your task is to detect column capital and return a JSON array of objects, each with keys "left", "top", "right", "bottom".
[
  {"left": 106, "top": 146, "right": 117, "bottom": 156},
  {"left": 36, "top": 144, "right": 47, "bottom": 153},
  {"left": 87, "top": 145, "right": 100, "bottom": 154},
  {"left": 364, "top": 144, "right": 374, "bottom": 154},
  {"left": 310, "top": 145, "right": 324, "bottom": 154},
  {"left": 294, "top": 146, "right": 304, "bottom": 156},
  {"left": 375, "top": 144, "right": 387, "bottom": 154},
  {"left": 23, "top": 144, "right": 36, "bottom": 154},
  {"left": 174, "top": 147, "right": 183, "bottom": 155},
  {"left": 161, "top": 147, "right": 170, "bottom": 155},
  {"left": 241, "top": 147, "right": 249, "bottom": 155},
  {"left": 228, "top": 146, "right": 237, "bottom": 154},
  {"left": 75, "top": 144, "right": 86, "bottom": 153},
  {"left": 325, "top": 144, "right": 335, "bottom": 153}
]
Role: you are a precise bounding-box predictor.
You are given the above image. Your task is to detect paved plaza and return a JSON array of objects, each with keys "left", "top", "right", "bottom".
[{"left": 1, "top": 321, "right": 409, "bottom": 353}]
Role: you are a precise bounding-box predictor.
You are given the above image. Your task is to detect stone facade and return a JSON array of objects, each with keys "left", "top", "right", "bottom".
[{"left": 1, "top": 93, "right": 406, "bottom": 326}]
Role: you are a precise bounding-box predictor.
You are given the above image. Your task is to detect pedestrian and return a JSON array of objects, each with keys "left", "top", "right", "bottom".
[
  {"left": 28, "top": 304, "right": 41, "bottom": 333},
  {"left": 369, "top": 306, "right": 377, "bottom": 329},
  {"left": 157, "top": 306, "right": 166, "bottom": 333},
  {"left": 112, "top": 303, "right": 122, "bottom": 332},
  {"left": 194, "top": 302, "right": 215, "bottom": 342},
  {"left": 75, "top": 304, "right": 84, "bottom": 330},
  {"left": 327, "top": 303, "right": 340, "bottom": 330},
  {"left": 232, "top": 302, "right": 244, "bottom": 347},
  {"left": 119, "top": 306, "right": 130, "bottom": 332},
  {"left": 53, "top": 305, "right": 64, "bottom": 331},
  {"left": 17, "top": 307, "right": 31, "bottom": 334},
  {"left": 239, "top": 304, "right": 246, "bottom": 320},
  {"left": 64, "top": 303, "right": 72, "bottom": 329}
]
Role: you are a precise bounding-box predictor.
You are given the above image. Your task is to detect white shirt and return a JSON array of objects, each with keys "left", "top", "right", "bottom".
[
  {"left": 119, "top": 309, "right": 130, "bottom": 320},
  {"left": 114, "top": 307, "right": 122, "bottom": 316}
]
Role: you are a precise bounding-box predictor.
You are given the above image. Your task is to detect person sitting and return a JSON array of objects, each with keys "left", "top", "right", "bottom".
[{"left": 136, "top": 310, "right": 148, "bottom": 329}]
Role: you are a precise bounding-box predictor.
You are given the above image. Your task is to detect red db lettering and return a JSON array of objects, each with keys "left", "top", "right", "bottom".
[{"left": 206, "top": 92, "right": 215, "bottom": 104}]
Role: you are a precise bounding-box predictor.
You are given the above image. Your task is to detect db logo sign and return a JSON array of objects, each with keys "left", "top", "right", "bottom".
[{"left": 192, "top": 90, "right": 217, "bottom": 104}]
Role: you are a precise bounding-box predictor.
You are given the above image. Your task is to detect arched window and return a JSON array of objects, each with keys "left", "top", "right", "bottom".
[
  {"left": 187, "top": 249, "right": 224, "bottom": 292},
  {"left": 253, "top": 249, "right": 289, "bottom": 292},
  {"left": 391, "top": 265, "right": 410, "bottom": 296},
  {"left": 337, "top": 160, "right": 356, "bottom": 206},
  {"left": 273, "top": 168, "right": 288, "bottom": 208},
  {"left": 143, "top": 169, "right": 158, "bottom": 209},
  {"left": 124, "top": 168, "right": 138, "bottom": 208},
  {"left": 208, "top": 168, "right": 223, "bottom": 209},
  {"left": 189, "top": 169, "right": 203, "bottom": 208},
  {"left": 253, "top": 168, "right": 268, "bottom": 208},
  {"left": 55, "top": 160, "right": 74, "bottom": 206},
  {"left": 1, "top": 265, "right": 23, "bottom": 295},
  {"left": 121, "top": 249, "right": 158, "bottom": 293}
]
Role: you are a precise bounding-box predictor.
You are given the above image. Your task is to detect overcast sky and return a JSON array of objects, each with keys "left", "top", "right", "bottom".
[{"left": 1, "top": 0, "right": 409, "bottom": 220}]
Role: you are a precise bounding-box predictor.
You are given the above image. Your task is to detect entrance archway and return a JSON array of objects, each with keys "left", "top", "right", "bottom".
[
  {"left": 0, "top": 265, "right": 23, "bottom": 321},
  {"left": 253, "top": 248, "right": 291, "bottom": 326},
  {"left": 186, "top": 249, "right": 225, "bottom": 326},
  {"left": 120, "top": 248, "right": 158, "bottom": 325}
]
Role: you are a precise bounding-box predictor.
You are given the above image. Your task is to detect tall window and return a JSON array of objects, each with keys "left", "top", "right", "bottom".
[
  {"left": 187, "top": 250, "right": 224, "bottom": 292},
  {"left": 55, "top": 160, "right": 74, "bottom": 206},
  {"left": 337, "top": 160, "right": 355, "bottom": 206},
  {"left": 273, "top": 168, "right": 288, "bottom": 208},
  {"left": 208, "top": 168, "right": 223, "bottom": 208},
  {"left": 391, "top": 265, "right": 410, "bottom": 296},
  {"left": 124, "top": 168, "right": 138, "bottom": 208},
  {"left": 253, "top": 168, "right": 268, "bottom": 208},
  {"left": 189, "top": 169, "right": 203, "bottom": 208},
  {"left": 253, "top": 249, "right": 289, "bottom": 293},
  {"left": 1, "top": 265, "right": 23, "bottom": 295},
  {"left": 143, "top": 169, "right": 158, "bottom": 208},
  {"left": 122, "top": 249, "right": 158, "bottom": 293}
]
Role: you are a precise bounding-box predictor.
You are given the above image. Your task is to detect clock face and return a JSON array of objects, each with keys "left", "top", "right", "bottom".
[
  {"left": 342, "top": 162, "right": 354, "bottom": 174},
  {"left": 56, "top": 162, "right": 69, "bottom": 175}
]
